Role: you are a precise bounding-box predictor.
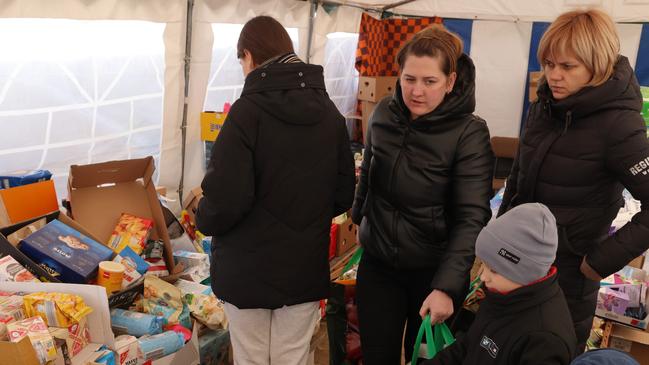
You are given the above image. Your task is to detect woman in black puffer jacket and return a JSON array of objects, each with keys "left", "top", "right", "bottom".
[
  {"left": 196, "top": 16, "right": 355, "bottom": 365},
  {"left": 498, "top": 9, "right": 649, "bottom": 354},
  {"left": 351, "top": 25, "right": 494, "bottom": 364}
]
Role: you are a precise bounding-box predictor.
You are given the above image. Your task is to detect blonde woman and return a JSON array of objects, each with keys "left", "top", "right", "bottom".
[{"left": 499, "top": 9, "right": 649, "bottom": 353}]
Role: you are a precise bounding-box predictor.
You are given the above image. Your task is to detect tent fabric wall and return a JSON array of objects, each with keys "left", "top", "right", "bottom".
[
  {"left": 471, "top": 20, "right": 532, "bottom": 138},
  {"left": 0, "top": 0, "right": 187, "bottom": 208},
  {"left": 356, "top": 0, "right": 649, "bottom": 22},
  {"left": 2, "top": 0, "right": 649, "bottom": 211},
  {"left": 0, "top": 0, "right": 185, "bottom": 21}
]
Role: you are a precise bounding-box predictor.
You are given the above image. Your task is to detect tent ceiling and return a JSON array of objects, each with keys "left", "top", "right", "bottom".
[{"left": 311, "top": 0, "right": 649, "bottom": 22}]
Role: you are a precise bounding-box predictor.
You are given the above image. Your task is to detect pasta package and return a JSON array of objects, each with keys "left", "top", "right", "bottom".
[
  {"left": 107, "top": 213, "right": 155, "bottom": 254},
  {"left": 23, "top": 292, "right": 93, "bottom": 327}
]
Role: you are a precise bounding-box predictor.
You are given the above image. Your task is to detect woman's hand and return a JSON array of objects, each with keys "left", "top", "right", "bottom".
[
  {"left": 419, "top": 289, "right": 454, "bottom": 324},
  {"left": 580, "top": 257, "right": 603, "bottom": 281}
]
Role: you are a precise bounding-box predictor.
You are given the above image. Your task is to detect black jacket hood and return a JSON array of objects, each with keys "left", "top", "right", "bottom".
[
  {"left": 241, "top": 62, "right": 329, "bottom": 125},
  {"left": 537, "top": 55, "right": 643, "bottom": 120}
]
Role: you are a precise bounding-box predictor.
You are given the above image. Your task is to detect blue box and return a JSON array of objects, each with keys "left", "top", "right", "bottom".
[
  {"left": 19, "top": 219, "right": 114, "bottom": 283},
  {"left": 0, "top": 170, "right": 52, "bottom": 189}
]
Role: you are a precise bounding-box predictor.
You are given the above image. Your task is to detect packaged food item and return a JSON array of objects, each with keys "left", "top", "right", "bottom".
[
  {"left": 0, "top": 318, "right": 11, "bottom": 340},
  {"left": 0, "top": 170, "right": 52, "bottom": 189},
  {"left": 7, "top": 316, "right": 57, "bottom": 365},
  {"left": 143, "top": 275, "right": 184, "bottom": 326},
  {"left": 114, "top": 335, "right": 142, "bottom": 365},
  {"left": 113, "top": 246, "right": 149, "bottom": 289},
  {"left": 107, "top": 213, "right": 155, "bottom": 254},
  {"left": 48, "top": 316, "right": 90, "bottom": 357},
  {"left": 0, "top": 295, "right": 25, "bottom": 322},
  {"left": 184, "top": 292, "right": 227, "bottom": 329},
  {"left": 174, "top": 251, "right": 210, "bottom": 282},
  {"left": 138, "top": 330, "right": 185, "bottom": 361},
  {"left": 142, "top": 240, "right": 164, "bottom": 260},
  {"left": 97, "top": 261, "right": 125, "bottom": 294},
  {"left": 175, "top": 278, "right": 212, "bottom": 295},
  {"left": 144, "top": 258, "right": 169, "bottom": 277},
  {"left": 116, "top": 246, "right": 150, "bottom": 274},
  {"left": 110, "top": 308, "right": 163, "bottom": 337},
  {"left": 19, "top": 219, "right": 114, "bottom": 283},
  {"left": 87, "top": 345, "right": 117, "bottom": 365},
  {"left": 0, "top": 255, "right": 39, "bottom": 282},
  {"left": 23, "top": 292, "right": 93, "bottom": 327},
  {"left": 5, "top": 218, "right": 46, "bottom": 246}
]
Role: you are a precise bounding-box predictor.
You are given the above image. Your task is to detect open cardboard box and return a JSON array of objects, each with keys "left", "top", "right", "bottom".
[
  {"left": 0, "top": 281, "right": 200, "bottom": 365},
  {"left": 0, "top": 210, "right": 143, "bottom": 308},
  {"left": 67, "top": 157, "right": 176, "bottom": 275},
  {"left": 0, "top": 281, "right": 114, "bottom": 365},
  {"left": 182, "top": 187, "right": 203, "bottom": 226},
  {"left": 0, "top": 210, "right": 99, "bottom": 283},
  {"left": 597, "top": 266, "right": 649, "bottom": 329},
  {"left": 603, "top": 321, "right": 649, "bottom": 363}
]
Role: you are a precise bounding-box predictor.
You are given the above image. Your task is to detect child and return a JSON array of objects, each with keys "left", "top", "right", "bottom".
[{"left": 424, "top": 203, "right": 577, "bottom": 364}]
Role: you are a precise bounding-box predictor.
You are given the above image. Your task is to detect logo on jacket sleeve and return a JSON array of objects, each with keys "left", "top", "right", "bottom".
[
  {"left": 629, "top": 157, "right": 649, "bottom": 176},
  {"left": 480, "top": 336, "right": 499, "bottom": 359}
]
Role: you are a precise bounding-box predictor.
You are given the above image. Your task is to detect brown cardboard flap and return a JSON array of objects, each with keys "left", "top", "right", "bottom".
[
  {"left": 68, "top": 158, "right": 176, "bottom": 274},
  {"left": 69, "top": 182, "right": 153, "bottom": 242},
  {"left": 0, "top": 337, "right": 41, "bottom": 365},
  {"left": 69, "top": 157, "right": 153, "bottom": 188}
]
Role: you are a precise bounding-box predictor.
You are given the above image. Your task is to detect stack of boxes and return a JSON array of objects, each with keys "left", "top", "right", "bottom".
[{"left": 358, "top": 76, "right": 398, "bottom": 142}]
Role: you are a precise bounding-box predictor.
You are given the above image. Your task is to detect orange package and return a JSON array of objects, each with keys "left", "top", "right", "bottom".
[{"left": 106, "top": 213, "right": 154, "bottom": 255}]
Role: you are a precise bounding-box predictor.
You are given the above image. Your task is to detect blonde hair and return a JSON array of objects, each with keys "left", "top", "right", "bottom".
[
  {"left": 396, "top": 24, "right": 463, "bottom": 76},
  {"left": 537, "top": 9, "right": 620, "bottom": 86}
]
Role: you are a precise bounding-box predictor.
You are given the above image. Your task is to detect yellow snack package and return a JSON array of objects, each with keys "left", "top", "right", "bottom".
[{"left": 23, "top": 292, "right": 93, "bottom": 328}]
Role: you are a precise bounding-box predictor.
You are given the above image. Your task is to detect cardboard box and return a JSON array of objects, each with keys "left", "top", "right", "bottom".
[
  {"left": 335, "top": 217, "right": 357, "bottom": 257},
  {"left": 19, "top": 219, "right": 114, "bottom": 284},
  {"left": 0, "top": 336, "right": 40, "bottom": 365},
  {"left": 358, "top": 76, "right": 398, "bottom": 102},
  {"left": 361, "top": 101, "right": 377, "bottom": 143},
  {"left": 182, "top": 187, "right": 203, "bottom": 225},
  {"left": 596, "top": 266, "right": 649, "bottom": 329},
  {"left": 1, "top": 211, "right": 143, "bottom": 308},
  {"left": 0, "top": 281, "right": 115, "bottom": 365},
  {"left": 67, "top": 157, "right": 176, "bottom": 274},
  {"left": 0, "top": 180, "right": 58, "bottom": 228},
  {"left": 629, "top": 255, "right": 645, "bottom": 270},
  {"left": 603, "top": 321, "right": 649, "bottom": 363},
  {"left": 200, "top": 112, "right": 227, "bottom": 142},
  {"left": 529, "top": 71, "right": 543, "bottom": 103},
  {"left": 0, "top": 211, "right": 100, "bottom": 283}
]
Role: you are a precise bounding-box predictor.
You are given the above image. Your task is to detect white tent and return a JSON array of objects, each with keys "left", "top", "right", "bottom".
[{"left": 1, "top": 0, "right": 648, "bottom": 210}]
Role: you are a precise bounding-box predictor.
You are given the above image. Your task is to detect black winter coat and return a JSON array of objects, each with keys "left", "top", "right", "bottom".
[
  {"left": 196, "top": 62, "right": 356, "bottom": 309},
  {"left": 499, "top": 56, "right": 649, "bottom": 278},
  {"left": 351, "top": 54, "right": 494, "bottom": 301},
  {"left": 425, "top": 269, "right": 577, "bottom": 365}
]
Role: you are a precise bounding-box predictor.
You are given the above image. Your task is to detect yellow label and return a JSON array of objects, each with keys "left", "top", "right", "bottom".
[{"left": 200, "top": 111, "right": 228, "bottom": 141}]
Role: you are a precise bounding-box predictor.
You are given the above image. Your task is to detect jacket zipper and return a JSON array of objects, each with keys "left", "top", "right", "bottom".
[
  {"left": 389, "top": 126, "right": 410, "bottom": 262},
  {"left": 562, "top": 111, "right": 572, "bottom": 135}
]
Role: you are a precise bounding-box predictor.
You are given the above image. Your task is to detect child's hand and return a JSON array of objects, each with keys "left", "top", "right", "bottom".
[{"left": 419, "top": 289, "right": 454, "bottom": 324}]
